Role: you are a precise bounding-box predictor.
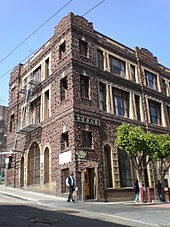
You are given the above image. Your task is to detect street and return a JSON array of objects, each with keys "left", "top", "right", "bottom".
[
  {"left": 0, "top": 194, "right": 136, "bottom": 227},
  {"left": 0, "top": 192, "right": 170, "bottom": 227}
]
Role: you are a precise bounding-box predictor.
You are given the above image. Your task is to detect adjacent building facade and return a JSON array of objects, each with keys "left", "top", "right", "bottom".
[
  {"left": 6, "top": 13, "right": 170, "bottom": 201},
  {"left": 0, "top": 105, "right": 8, "bottom": 182}
]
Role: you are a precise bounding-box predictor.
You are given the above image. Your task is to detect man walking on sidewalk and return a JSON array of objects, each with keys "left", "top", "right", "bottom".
[{"left": 66, "top": 172, "right": 76, "bottom": 203}]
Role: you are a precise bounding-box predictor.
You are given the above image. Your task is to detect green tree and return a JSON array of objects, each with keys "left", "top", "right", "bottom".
[
  {"left": 116, "top": 123, "right": 170, "bottom": 202},
  {"left": 116, "top": 123, "right": 152, "bottom": 188},
  {"left": 153, "top": 134, "right": 170, "bottom": 186}
]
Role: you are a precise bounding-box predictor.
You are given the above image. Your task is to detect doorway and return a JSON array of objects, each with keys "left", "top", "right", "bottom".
[{"left": 84, "top": 168, "right": 95, "bottom": 199}]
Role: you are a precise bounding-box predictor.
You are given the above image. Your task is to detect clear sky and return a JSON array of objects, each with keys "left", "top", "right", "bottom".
[{"left": 0, "top": 0, "right": 169, "bottom": 106}]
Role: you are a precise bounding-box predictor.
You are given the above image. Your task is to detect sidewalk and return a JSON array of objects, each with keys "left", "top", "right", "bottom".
[
  {"left": 0, "top": 185, "right": 65, "bottom": 204},
  {"left": 0, "top": 185, "right": 167, "bottom": 206}
]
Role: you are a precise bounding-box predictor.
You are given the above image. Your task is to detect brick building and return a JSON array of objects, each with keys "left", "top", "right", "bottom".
[
  {"left": 0, "top": 105, "right": 8, "bottom": 181},
  {"left": 6, "top": 13, "right": 170, "bottom": 201}
]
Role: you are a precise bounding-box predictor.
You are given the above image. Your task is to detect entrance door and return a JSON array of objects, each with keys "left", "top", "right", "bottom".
[{"left": 84, "top": 168, "right": 95, "bottom": 199}]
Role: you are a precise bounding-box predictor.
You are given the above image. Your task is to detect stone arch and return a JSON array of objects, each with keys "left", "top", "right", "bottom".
[{"left": 27, "top": 141, "right": 40, "bottom": 185}]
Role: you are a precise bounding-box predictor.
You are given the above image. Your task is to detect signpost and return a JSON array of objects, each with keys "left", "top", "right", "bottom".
[
  {"left": 78, "top": 162, "right": 86, "bottom": 172},
  {"left": 76, "top": 151, "right": 87, "bottom": 202}
]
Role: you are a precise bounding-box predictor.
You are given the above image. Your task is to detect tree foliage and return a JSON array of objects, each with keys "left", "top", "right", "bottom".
[{"left": 116, "top": 123, "right": 170, "bottom": 186}]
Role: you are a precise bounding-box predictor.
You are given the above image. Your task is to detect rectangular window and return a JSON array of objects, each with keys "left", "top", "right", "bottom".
[
  {"left": 45, "top": 58, "right": 49, "bottom": 78},
  {"left": 99, "top": 82, "right": 106, "bottom": 111},
  {"left": 161, "top": 79, "right": 167, "bottom": 95},
  {"left": 113, "top": 88, "right": 129, "bottom": 117},
  {"left": 145, "top": 70, "right": 157, "bottom": 90},
  {"left": 59, "top": 41, "right": 66, "bottom": 60},
  {"left": 29, "top": 97, "right": 41, "bottom": 124},
  {"left": 130, "top": 64, "right": 136, "bottom": 82},
  {"left": 9, "top": 114, "right": 14, "bottom": 132},
  {"left": 134, "top": 95, "right": 141, "bottom": 121},
  {"left": 110, "top": 56, "right": 126, "bottom": 78},
  {"left": 32, "top": 66, "right": 41, "bottom": 82},
  {"left": 97, "top": 50, "right": 104, "bottom": 69},
  {"left": 11, "top": 87, "right": 15, "bottom": 100},
  {"left": 80, "top": 75, "right": 89, "bottom": 99},
  {"left": 79, "top": 40, "right": 87, "bottom": 56},
  {"left": 60, "top": 77, "right": 68, "bottom": 102},
  {"left": 61, "top": 132, "right": 69, "bottom": 151},
  {"left": 44, "top": 90, "right": 49, "bottom": 120},
  {"left": 167, "top": 106, "right": 170, "bottom": 125},
  {"left": 82, "top": 131, "right": 92, "bottom": 149},
  {"left": 149, "top": 100, "right": 162, "bottom": 125}
]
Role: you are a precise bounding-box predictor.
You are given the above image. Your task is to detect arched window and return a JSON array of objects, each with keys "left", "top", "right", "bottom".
[
  {"left": 118, "top": 148, "right": 136, "bottom": 187},
  {"left": 20, "top": 156, "right": 24, "bottom": 187},
  {"left": 44, "top": 147, "right": 49, "bottom": 183},
  {"left": 104, "top": 144, "right": 113, "bottom": 188},
  {"left": 28, "top": 142, "right": 40, "bottom": 185}
]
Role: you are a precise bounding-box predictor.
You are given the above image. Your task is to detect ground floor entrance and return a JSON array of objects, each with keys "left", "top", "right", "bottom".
[{"left": 84, "top": 167, "right": 95, "bottom": 200}]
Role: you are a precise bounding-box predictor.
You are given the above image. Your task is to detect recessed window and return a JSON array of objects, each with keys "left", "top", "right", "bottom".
[
  {"left": 145, "top": 70, "right": 157, "bottom": 90},
  {"left": 134, "top": 95, "right": 141, "bottom": 121},
  {"left": 45, "top": 58, "right": 49, "bottom": 78},
  {"left": 130, "top": 64, "right": 136, "bottom": 82},
  {"left": 167, "top": 106, "right": 170, "bottom": 125},
  {"left": 11, "top": 87, "right": 15, "bottom": 100},
  {"left": 113, "top": 88, "right": 129, "bottom": 117},
  {"left": 118, "top": 149, "right": 136, "bottom": 187},
  {"left": 80, "top": 75, "right": 89, "bottom": 99},
  {"left": 79, "top": 40, "right": 87, "bottom": 56},
  {"left": 82, "top": 131, "right": 92, "bottom": 149},
  {"left": 61, "top": 132, "right": 69, "bottom": 151},
  {"left": 44, "top": 90, "right": 49, "bottom": 120},
  {"left": 29, "top": 97, "right": 41, "bottom": 124},
  {"left": 110, "top": 56, "right": 126, "bottom": 78},
  {"left": 60, "top": 77, "right": 68, "bottom": 102},
  {"left": 99, "top": 82, "right": 106, "bottom": 111},
  {"left": 32, "top": 66, "right": 41, "bottom": 82},
  {"left": 97, "top": 50, "right": 104, "bottom": 69},
  {"left": 149, "top": 100, "right": 162, "bottom": 125},
  {"left": 161, "top": 79, "right": 167, "bottom": 95},
  {"left": 59, "top": 41, "right": 66, "bottom": 60},
  {"left": 9, "top": 114, "right": 14, "bottom": 132}
]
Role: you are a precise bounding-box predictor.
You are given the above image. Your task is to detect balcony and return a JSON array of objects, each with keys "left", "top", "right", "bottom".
[
  {"left": 16, "top": 123, "right": 41, "bottom": 134},
  {"left": 28, "top": 78, "right": 40, "bottom": 86}
]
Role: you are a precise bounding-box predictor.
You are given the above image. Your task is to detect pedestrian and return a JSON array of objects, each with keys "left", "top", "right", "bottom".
[
  {"left": 156, "top": 180, "right": 163, "bottom": 202},
  {"left": 133, "top": 180, "right": 139, "bottom": 204},
  {"left": 66, "top": 171, "right": 76, "bottom": 203}
]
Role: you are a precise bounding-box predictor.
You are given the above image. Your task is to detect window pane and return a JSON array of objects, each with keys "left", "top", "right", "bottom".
[
  {"left": 80, "top": 76, "right": 89, "bottom": 99},
  {"left": 97, "top": 50, "right": 104, "bottom": 69},
  {"left": 113, "top": 89, "right": 129, "bottom": 117}
]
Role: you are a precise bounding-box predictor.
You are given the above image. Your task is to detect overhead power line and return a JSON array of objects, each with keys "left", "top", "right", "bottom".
[
  {"left": 82, "top": 0, "right": 106, "bottom": 16},
  {"left": 0, "top": 0, "right": 73, "bottom": 65},
  {"left": 0, "top": 0, "right": 106, "bottom": 81}
]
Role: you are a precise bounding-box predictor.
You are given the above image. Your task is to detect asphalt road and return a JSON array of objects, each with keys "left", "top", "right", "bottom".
[
  {"left": 0, "top": 194, "right": 139, "bottom": 227},
  {"left": 0, "top": 193, "right": 170, "bottom": 227}
]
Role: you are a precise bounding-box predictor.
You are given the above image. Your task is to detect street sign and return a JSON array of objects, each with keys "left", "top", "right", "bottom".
[{"left": 78, "top": 162, "right": 86, "bottom": 172}]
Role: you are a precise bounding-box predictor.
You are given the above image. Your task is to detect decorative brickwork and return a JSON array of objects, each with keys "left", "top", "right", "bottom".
[{"left": 6, "top": 12, "right": 170, "bottom": 202}]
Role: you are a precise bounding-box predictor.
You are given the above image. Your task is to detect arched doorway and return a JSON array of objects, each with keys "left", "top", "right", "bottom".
[
  {"left": 27, "top": 142, "right": 40, "bottom": 185},
  {"left": 20, "top": 156, "right": 24, "bottom": 187},
  {"left": 44, "top": 147, "right": 49, "bottom": 183}
]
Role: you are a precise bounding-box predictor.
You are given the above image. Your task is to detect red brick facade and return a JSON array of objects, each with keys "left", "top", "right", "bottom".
[{"left": 6, "top": 13, "right": 170, "bottom": 201}]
